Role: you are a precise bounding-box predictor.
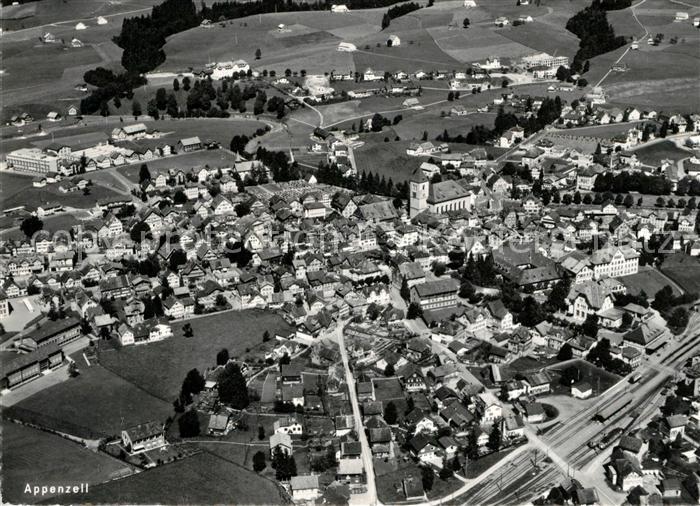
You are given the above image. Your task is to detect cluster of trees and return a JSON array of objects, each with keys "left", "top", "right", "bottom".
[
  {"left": 598, "top": 0, "right": 632, "bottom": 9},
  {"left": 382, "top": 1, "right": 421, "bottom": 28},
  {"left": 587, "top": 337, "right": 632, "bottom": 375},
  {"left": 178, "top": 409, "right": 201, "bottom": 437},
  {"left": 314, "top": 164, "right": 409, "bottom": 202},
  {"left": 370, "top": 112, "right": 394, "bottom": 132},
  {"left": 565, "top": 0, "right": 627, "bottom": 73},
  {"left": 255, "top": 147, "right": 301, "bottom": 182},
  {"left": 593, "top": 171, "right": 673, "bottom": 195},
  {"left": 176, "top": 368, "right": 206, "bottom": 409},
  {"left": 675, "top": 178, "right": 700, "bottom": 197},
  {"left": 115, "top": 0, "right": 198, "bottom": 73},
  {"left": 80, "top": 67, "right": 146, "bottom": 115},
  {"left": 651, "top": 285, "right": 698, "bottom": 316},
  {"left": 217, "top": 362, "right": 249, "bottom": 408},
  {"left": 461, "top": 253, "right": 497, "bottom": 288},
  {"left": 271, "top": 446, "right": 298, "bottom": 481}
]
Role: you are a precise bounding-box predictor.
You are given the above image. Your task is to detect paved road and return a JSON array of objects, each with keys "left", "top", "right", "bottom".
[
  {"left": 595, "top": 0, "right": 651, "bottom": 88},
  {"left": 335, "top": 321, "right": 379, "bottom": 506}
]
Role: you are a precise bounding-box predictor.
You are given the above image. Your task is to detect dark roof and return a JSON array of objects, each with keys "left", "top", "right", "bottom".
[
  {"left": 124, "top": 421, "right": 164, "bottom": 441},
  {"left": 25, "top": 315, "right": 80, "bottom": 345},
  {"left": 1, "top": 342, "right": 62, "bottom": 374}
]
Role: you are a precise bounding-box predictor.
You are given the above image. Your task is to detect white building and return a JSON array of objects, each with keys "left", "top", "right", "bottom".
[
  {"left": 6, "top": 148, "right": 59, "bottom": 173},
  {"left": 337, "top": 42, "right": 357, "bottom": 52},
  {"left": 211, "top": 59, "right": 250, "bottom": 79},
  {"left": 522, "top": 52, "right": 569, "bottom": 69},
  {"left": 590, "top": 247, "right": 640, "bottom": 279},
  {"left": 331, "top": 4, "right": 349, "bottom": 12}
]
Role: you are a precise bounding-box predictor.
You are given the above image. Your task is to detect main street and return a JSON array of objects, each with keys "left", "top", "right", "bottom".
[{"left": 335, "top": 321, "right": 379, "bottom": 506}]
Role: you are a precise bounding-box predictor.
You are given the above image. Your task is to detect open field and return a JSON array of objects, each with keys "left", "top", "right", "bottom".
[
  {"left": 55, "top": 451, "right": 284, "bottom": 504},
  {"left": 353, "top": 140, "right": 423, "bottom": 182},
  {"left": 661, "top": 254, "right": 700, "bottom": 296},
  {"left": 497, "top": 21, "right": 580, "bottom": 58},
  {"left": 160, "top": 10, "right": 378, "bottom": 74},
  {"left": 0, "top": 171, "right": 126, "bottom": 211},
  {"left": 99, "top": 309, "right": 294, "bottom": 401},
  {"left": 633, "top": 140, "right": 692, "bottom": 166},
  {"left": 116, "top": 149, "right": 242, "bottom": 180},
  {"left": 1, "top": 420, "right": 132, "bottom": 504},
  {"left": 618, "top": 267, "right": 682, "bottom": 298},
  {"left": 0, "top": 0, "right": 160, "bottom": 32},
  {"left": 5, "top": 361, "right": 173, "bottom": 439},
  {"left": 599, "top": 45, "right": 700, "bottom": 113}
]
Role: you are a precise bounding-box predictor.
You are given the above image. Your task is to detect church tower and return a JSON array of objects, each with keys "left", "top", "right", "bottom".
[{"left": 409, "top": 172, "right": 429, "bottom": 218}]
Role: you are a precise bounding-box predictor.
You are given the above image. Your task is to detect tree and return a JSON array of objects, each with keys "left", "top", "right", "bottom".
[
  {"left": 173, "top": 78, "right": 180, "bottom": 91},
  {"left": 384, "top": 363, "right": 395, "bottom": 377},
  {"left": 407, "top": 302, "right": 423, "bottom": 319},
  {"left": 235, "top": 201, "right": 251, "bottom": 217},
  {"left": 147, "top": 98, "right": 160, "bottom": 119},
  {"left": 439, "top": 467, "right": 453, "bottom": 480},
  {"left": 624, "top": 194, "right": 634, "bottom": 208},
  {"left": 557, "top": 342, "right": 573, "bottom": 361},
  {"left": 547, "top": 277, "right": 571, "bottom": 312},
  {"left": 181, "top": 368, "right": 205, "bottom": 402},
  {"left": 582, "top": 314, "right": 599, "bottom": 338},
  {"left": 432, "top": 262, "right": 447, "bottom": 276},
  {"left": 400, "top": 278, "right": 410, "bottom": 301},
  {"left": 173, "top": 189, "right": 187, "bottom": 204},
  {"left": 139, "top": 163, "right": 151, "bottom": 184},
  {"left": 183, "top": 322, "right": 194, "bottom": 337},
  {"left": 20, "top": 216, "right": 43, "bottom": 238},
  {"left": 178, "top": 409, "right": 201, "bottom": 437},
  {"left": 463, "top": 17, "right": 470, "bottom": 28},
  {"left": 218, "top": 362, "right": 249, "bottom": 409},
  {"left": 384, "top": 401, "right": 398, "bottom": 424},
  {"left": 263, "top": 330, "right": 271, "bottom": 342},
  {"left": 668, "top": 307, "right": 689, "bottom": 329},
  {"left": 132, "top": 99, "right": 142, "bottom": 117},
  {"left": 255, "top": 48, "right": 261, "bottom": 59},
  {"left": 556, "top": 65, "right": 571, "bottom": 82},
  {"left": 258, "top": 425, "right": 266, "bottom": 440},
  {"left": 381, "top": 12, "right": 391, "bottom": 29},
  {"left": 253, "top": 451, "right": 266, "bottom": 472},
  {"left": 421, "top": 466, "right": 434, "bottom": 491},
  {"left": 272, "top": 447, "right": 298, "bottom": 481},
  {"left": 487, "top": 420, "right": 502, "bottom": 452},
  {"left": 216, "top": 348, "right": 230, "bottom": 366}
]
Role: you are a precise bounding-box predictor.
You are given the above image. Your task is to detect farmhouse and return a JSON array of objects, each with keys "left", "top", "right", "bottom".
[
  {"left": 290, "top": 475, "right": 321, "bottom": 501},
  {"left": 178, "top": 136, "right": 203, "bottom": 152},
  {"left": 121, "top": 421, "right": 167, "bottom": 454},
  {"left": 111, "top": 123, "right": 149, "bottom": 141}
]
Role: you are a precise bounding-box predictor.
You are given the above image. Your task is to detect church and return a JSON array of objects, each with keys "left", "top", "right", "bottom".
[{"left": 409, "top": 171, "right": 474, "bottom": 218}]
